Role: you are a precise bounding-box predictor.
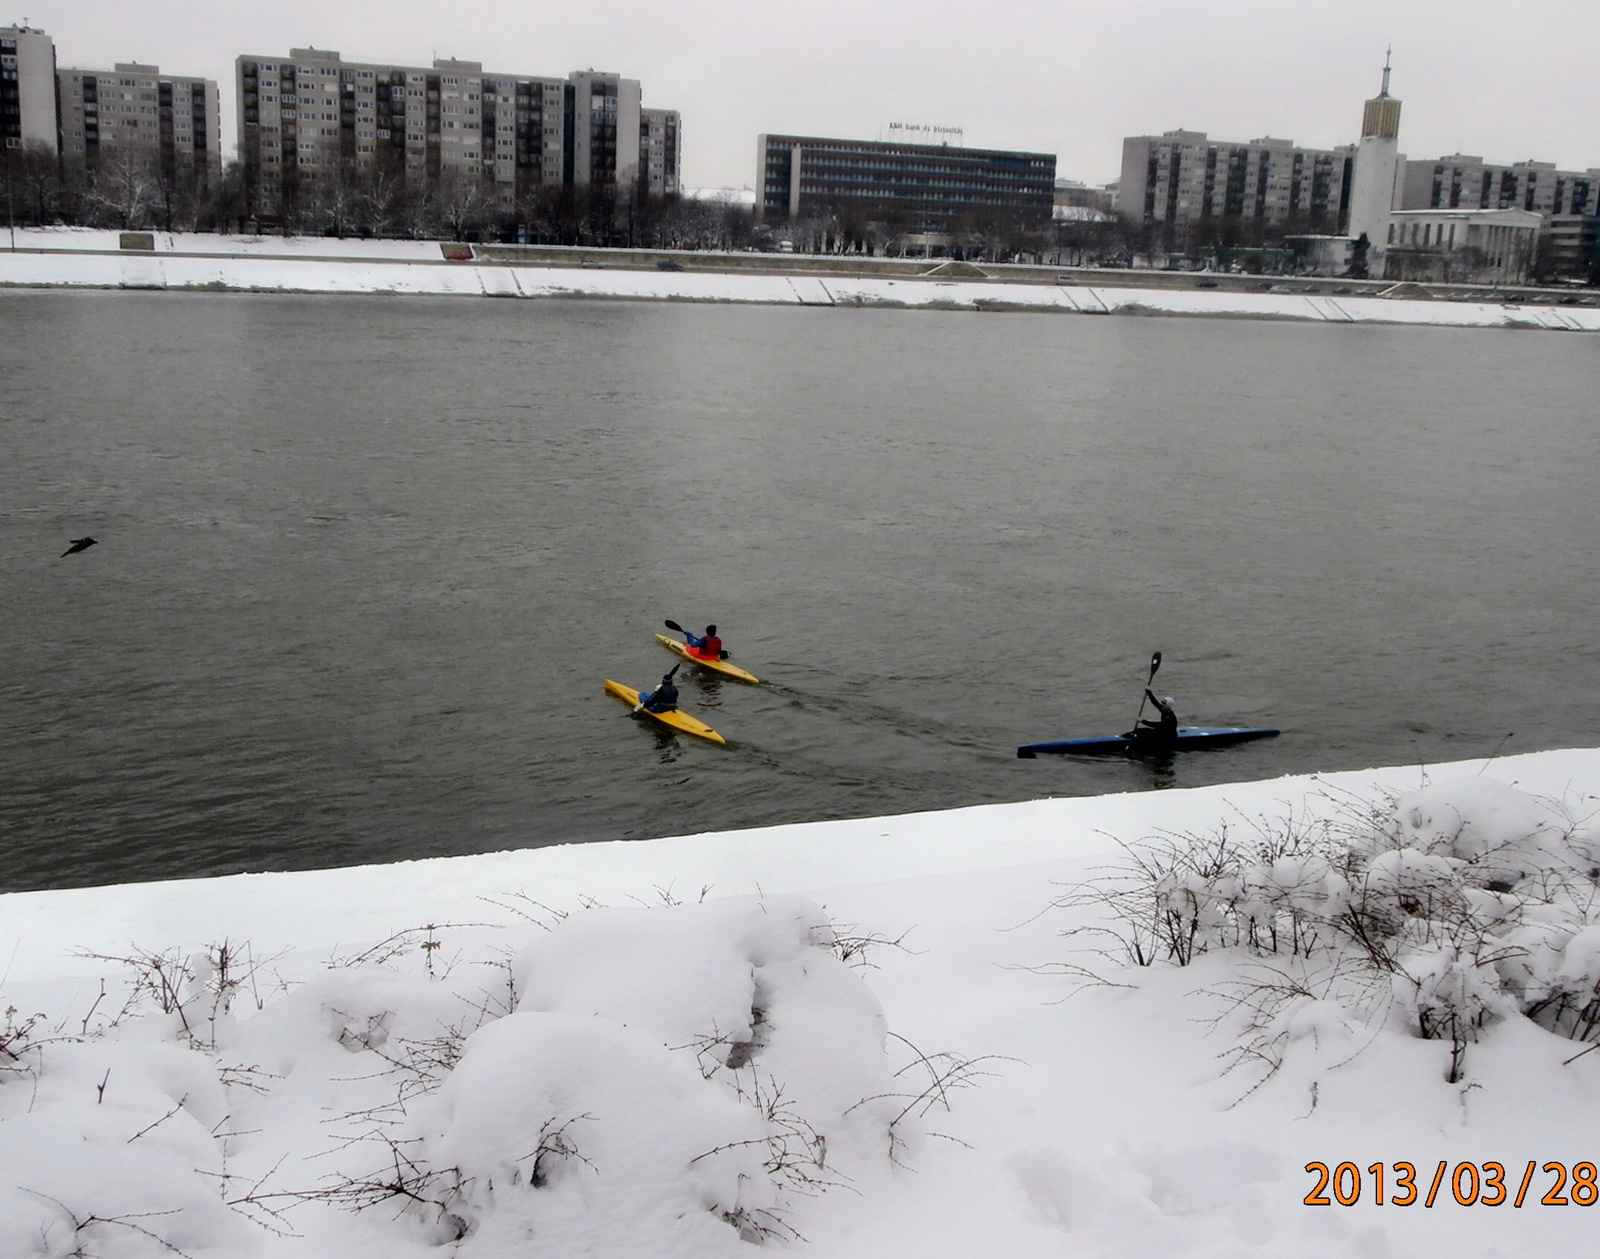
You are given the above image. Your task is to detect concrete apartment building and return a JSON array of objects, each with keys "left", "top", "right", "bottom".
[
  {"left": 1116, "top": 130, "right": 1354, "bottom": 231},
  {"left": 58, "top": 64, "right": 221, "bottom": 179},
  {"left": 1400, "top": 155, "right": 1600, "bottom": 217},
  {"left": 755, "top": 133, "right": 1056, "bottom": 235},
  {"left": 237, "top": 48, "right": 679, "bottom": 216},
  {"left": 1, "top": 24, "right": 58, "bottom": 153}
]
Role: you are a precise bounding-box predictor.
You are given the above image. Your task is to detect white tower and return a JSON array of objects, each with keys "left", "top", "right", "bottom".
[{"left": 1345, "top": 52, "right": 1403, "bottom": 276}]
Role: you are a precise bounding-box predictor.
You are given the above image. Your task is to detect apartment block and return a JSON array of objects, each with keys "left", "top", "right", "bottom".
[
  {"left": 1400, "top": 155, "right": 1600, "bottom": 217},
  {"left": 640, "top": 108, "right": 680, "bottom": 198},
  {"left": 1, "top": 24, "right": 58, "bottom": 154},
  {"left": 756, "top": 134, "right": 1055, "bottom": 232},
  {"left": 237, "top": 48, "right": 679, "bottom": 214},
  {"left": 58, "top": 63, "right": 221, "bottom": 178},
  {"left": 1118, "top": 130, "right": 1354, "bottom": 230}
]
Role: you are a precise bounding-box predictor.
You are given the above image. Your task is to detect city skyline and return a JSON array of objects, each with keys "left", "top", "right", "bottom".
[{"left": 24, "top": 0, "right": 1600, "bottom": 190}]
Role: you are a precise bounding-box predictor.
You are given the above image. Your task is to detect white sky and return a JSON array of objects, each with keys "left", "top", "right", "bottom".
[{"left": 30, "top": 0, "right": 1600, "bottom": 189}]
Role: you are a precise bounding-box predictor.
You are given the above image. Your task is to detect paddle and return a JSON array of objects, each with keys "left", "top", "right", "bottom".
[{"left": 1131, "top": 651, "right": 1162, "bottom": 731}]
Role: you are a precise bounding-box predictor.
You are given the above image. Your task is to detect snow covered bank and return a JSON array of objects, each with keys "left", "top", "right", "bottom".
[
  {"left": 6, "top": 750, "right": 1600, "bottom": 1257},
  {"left": 3, "top": 227, "right": 1596, "bottom": 333}
]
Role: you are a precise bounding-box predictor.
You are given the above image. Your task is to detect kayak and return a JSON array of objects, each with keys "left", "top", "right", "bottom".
[
  {"left": 605, "top": 679, "right": 727, "bottom": 745},
  {"left": 1017, "top": 726, "right": 1279, "bottom": 758},
  {"left": 654, "top": 633, "right": 761, "bottom": 684}
]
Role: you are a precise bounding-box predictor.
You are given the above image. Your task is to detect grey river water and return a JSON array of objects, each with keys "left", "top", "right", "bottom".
[{"left": 3, "top": 290, "right": 1598, "bottom": 892}]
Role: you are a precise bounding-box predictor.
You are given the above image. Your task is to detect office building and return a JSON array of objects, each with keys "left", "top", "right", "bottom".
[
  {"left": 755, "top": 133, "right": 1055, "bottom": 233},
  {"left": 236, "top": 48, "right": 679, "bottom": 215},
  {"left": 58, "top": 64, "right": 221, "bottom": 178},
  {"left": 1542, "top": 214, "right": 1599, "bottom": 280},
  {"left": 1116, "top": 130, "right": 1354, "bottom": 230},
  {"left": 1, "top": 24, "right": 57, "bottom": 154}
]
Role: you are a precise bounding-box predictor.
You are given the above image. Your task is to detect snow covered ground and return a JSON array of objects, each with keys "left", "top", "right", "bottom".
[
  {"left": 3, "top": 226, "right": 1596, "bottom": 332},
  {"left": 6, "top": 748, "right": 1600, "bottom": 1257}
]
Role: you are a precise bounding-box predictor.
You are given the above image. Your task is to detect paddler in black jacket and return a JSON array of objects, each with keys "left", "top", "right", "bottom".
[
  {"left": 635, "top": 665, "right": 681, "bottom": 713},
  {"left": 1131, "top": 692, "right": 1178, "bottom": 739}
]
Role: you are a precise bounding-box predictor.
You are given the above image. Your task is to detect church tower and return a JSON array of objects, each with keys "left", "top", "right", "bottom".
[{"left": 1345, "top": 52, "right": 1403, "bottom": 276}]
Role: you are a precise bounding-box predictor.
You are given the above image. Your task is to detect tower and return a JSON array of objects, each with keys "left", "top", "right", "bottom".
[{"left": 1345, "top": 51, "right": 1404, "bottom": 275}]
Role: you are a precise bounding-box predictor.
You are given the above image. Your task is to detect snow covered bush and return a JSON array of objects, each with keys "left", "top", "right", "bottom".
[
  {"left": 1059, "top": 775, "right": 1600, "bottom": 1085},
  {"left": 0, "top": 892, "right": 934, "bottom": 1257}
]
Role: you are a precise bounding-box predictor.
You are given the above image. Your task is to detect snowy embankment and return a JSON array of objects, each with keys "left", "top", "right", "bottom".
[
  {"left": 7, "top": 749, "right": 1600, "bottom": 1258},
  {"left": 3, "top": 227, "right": 1597, "bottom": 332}
]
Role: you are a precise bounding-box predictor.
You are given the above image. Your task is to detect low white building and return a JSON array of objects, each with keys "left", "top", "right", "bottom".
[{"left": 1384, "top": 207, "right": 1541, "bottom": 284}]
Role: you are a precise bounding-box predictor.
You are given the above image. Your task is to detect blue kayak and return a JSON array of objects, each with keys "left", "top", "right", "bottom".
[{"left": 1017, "top": 726, "right": 1279, "bottom": 758}]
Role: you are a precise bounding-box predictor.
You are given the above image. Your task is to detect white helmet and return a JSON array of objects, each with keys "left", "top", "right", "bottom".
[{"left": 1162, "top": 697, "right": 1176, "bottom": 708}]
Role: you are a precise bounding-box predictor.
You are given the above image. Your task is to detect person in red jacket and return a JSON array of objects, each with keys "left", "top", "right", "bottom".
[{"left": 684, "top": 624, "right": 724, "bottom": 661}]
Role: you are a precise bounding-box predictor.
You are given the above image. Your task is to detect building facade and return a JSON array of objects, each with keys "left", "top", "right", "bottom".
[
  {"left": 1116, "top": 129, "right": 1354, "bottom": 231},
  {"left": 1400, "top": 155, "right": 1600, "bottom": 217},
  {"left": 1384, "top": 208, "right": 1541, "bottom": 284},
  {"left": 1542, "top": 214, "right": 1599, "bottom": 280},
  {"left": 58, "top": 64, "right": 221, "bottom": 179},
  {"left": 755, "top": 133, "right": 1055, "bottom": 233},
  {"left": 236, "top": 48, "right": 679, "bottom": 216},
  {"left": 1, "top": 25, "right": 58, "bottom": 154}
]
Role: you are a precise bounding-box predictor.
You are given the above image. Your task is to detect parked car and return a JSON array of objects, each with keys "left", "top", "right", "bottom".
[
  {"left": 1054, "top": 274, "right": 1078, "bottom": 285},
  {"left": 580, "top": 260, "right": 604, "bottom": 270},
  {"left": 657, "top": 260, "right": 684, "bottom": 272},
  {"left": 1196, "top": 278, "right": 1219, "bottom": 288}
]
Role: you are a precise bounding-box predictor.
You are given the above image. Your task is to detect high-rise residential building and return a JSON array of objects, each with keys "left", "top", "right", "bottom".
[
  {"left": 755, "top": 134, "right": 1055, "bottom": 233},
  {"left": 1345, "top": 57, "right": 1404, "bottom": 269},
  {"left": 1116, "top": 130, "right": 1354, "bottom": 231},
  {"left": 236, "top": 48, "right": 679, "bottom": 216},
  {"left": 1, "top": 24, "right": 58, "bottom": 154},
  {"left": 1400, "top": 155, "right": 1600, "bottom": 218},
  {"left": 640, "top": 108, "right": 680, "bottom": 199},
  {"left": 57, "top": 64, "right": 221, "bottom": 179}
]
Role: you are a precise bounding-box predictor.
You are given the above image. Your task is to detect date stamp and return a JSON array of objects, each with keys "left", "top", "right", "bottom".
[{"left": 1305, "top": 1161, "right": 1599, "bottom": 1208}]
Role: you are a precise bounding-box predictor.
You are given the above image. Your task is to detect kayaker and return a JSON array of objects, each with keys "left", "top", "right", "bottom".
[
  {"left": 635, "top": 667, "right": 680, "bottom": 713},
  {"left": 684, "top": 624, "right": 725, "bottom": 661},
  {"left": 1131, "top": 693, "right": 1178, "bottom": 739}
]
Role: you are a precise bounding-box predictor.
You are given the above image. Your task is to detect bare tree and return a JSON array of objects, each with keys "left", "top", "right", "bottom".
[{"left": 88, "top": 149, "right": 158, "bottom": 229}]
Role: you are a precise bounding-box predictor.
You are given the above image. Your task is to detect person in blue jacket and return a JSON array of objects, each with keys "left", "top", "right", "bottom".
[{"left": 635, "top": 665, "right": 680, "bottom": 713}]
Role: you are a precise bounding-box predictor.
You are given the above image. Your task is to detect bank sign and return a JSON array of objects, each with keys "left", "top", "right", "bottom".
[{"left": 887, "top": 122, "right": 964, "bottom": 142}]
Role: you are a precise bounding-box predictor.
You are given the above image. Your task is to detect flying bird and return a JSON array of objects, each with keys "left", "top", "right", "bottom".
[{"left": 61, "top": 537, "right": 98, "bottom": 557}]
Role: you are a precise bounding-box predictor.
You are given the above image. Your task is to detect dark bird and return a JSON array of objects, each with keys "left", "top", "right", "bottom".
[{"left": 61, "top": 537, "right": 98, "bottom": 557}]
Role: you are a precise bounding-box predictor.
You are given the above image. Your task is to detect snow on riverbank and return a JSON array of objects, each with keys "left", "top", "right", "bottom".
[
  {"left": 6, "top": 749, "right": 1600, "bottom": 1257},
  {"left": 3, "top": 227, "right": 1596, "bottom": 332}
]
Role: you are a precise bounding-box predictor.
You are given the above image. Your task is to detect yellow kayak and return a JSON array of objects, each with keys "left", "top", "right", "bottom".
[
  {"left": 654, "top": 633, "right": 761, "bottom": 684},
  {"left": 604, "top": 679, "right": 727, "bottom": 745}
]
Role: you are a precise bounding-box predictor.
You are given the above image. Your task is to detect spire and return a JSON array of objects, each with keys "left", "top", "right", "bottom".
[{"left": 1378, "top": 46, "right": 1392, "bottom": 98}]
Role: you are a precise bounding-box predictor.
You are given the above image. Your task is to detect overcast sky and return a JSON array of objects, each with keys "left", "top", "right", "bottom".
[{"left": 31, "top": 0, "right": 1600, "bottom": 188}]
